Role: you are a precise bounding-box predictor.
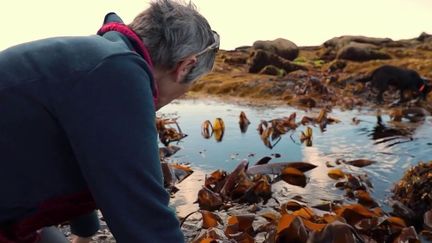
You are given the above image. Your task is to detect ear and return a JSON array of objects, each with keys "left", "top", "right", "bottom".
[{"left": 174, "top": 56, "right": 197, "bottom": 83}]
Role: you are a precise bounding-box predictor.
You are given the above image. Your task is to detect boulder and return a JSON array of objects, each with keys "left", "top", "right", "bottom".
[
  {"left": 324, "top": 35, "right": 393, "bottom": 49},
  {"left": 336, "top": 42, "right": 391, "bottom": 62},
  {"left": 248, "top": 50, "right": 306, "bottom": 74},
  {"left": 253, "top": 38, "right": 299, "bottom": 60},
  {"left": 417, "top": 32, "right": 432, "bottom": 42}
]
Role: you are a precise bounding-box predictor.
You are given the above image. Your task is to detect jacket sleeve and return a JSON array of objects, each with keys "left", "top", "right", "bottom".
[{"left": 55, "top": 54, "right": 184, "bottom": 243}]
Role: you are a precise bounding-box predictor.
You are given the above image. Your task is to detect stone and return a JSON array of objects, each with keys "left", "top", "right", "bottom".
[
  {"left": 248, "top": 50, "right": 306, "bottom": 74},
  {"left": 336, "top": 42, "right": 391, "bottom": 62},
  {"left": 253, "top": 38, "right": 299, "bottom": 60}
]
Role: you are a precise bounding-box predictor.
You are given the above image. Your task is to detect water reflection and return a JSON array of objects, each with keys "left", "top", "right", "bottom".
[
  {"left": 239, "top": 111, "right": 251, "bottom": 133},
  {"left": 369, "top": 115, "right": 417, "bottom": 147},
  {"left": 199, "top": 118, "right": 225, "bottom": 142},
  {"left": 200, "top": 120, "right": 212, "bottom": 139},
  {"left": 300, "top": 127, "right": 313, "bottom": 147},
  {"left": 159, "top": 99, "right": 432, "bottom": 216}
]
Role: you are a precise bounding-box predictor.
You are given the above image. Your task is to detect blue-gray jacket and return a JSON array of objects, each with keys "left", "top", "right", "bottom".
[{"left": 0, "top": 13, "right": 184, "bottom": 242}]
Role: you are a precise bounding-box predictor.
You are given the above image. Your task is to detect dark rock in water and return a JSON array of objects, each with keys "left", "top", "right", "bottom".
[
  {"left": 272, "top": 153, "right": 281, "bottom": 158},
  {"left": 343, "top": 159, "right": 375, "bottom": 168},
  {"left": 254, "top": 156, "right": 272, "bottom": 165},
  {"left": 336, "top": 42, "right": 391, "bottom": 62},
  {"left": 248, "top": 50, "right": 306, "bottom": 74},
  {"left": 253, "top": 38, "right": 299, "bottom": 61}
]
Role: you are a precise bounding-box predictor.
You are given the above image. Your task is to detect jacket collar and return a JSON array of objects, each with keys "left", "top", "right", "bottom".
[{"left": 102, "top": 12, "right": 124, "bottom": 24}]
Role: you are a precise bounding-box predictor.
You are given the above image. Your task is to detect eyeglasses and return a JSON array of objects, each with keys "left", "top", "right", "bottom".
[{"left": 195, "top": 31, "right": 219, "bottom": 57}]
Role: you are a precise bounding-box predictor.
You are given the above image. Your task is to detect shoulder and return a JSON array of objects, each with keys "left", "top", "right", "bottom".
[{"left": 88, "top": 53, "right": 154, "bottom": 85}]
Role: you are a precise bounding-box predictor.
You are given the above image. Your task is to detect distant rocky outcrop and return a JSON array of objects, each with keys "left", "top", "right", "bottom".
[
  {"left": 248, "top": 49, "right": 306, "bottom": 75},
  {"left": 193, "top": 32, "right": 432, "bottom": 113},
  {"left": 416, "top": 32, "right": 432, "bottom": 51},
  {"left": 324, "top": 35, "right": 393, "bottom": 49},
  {"left": 253, "top": 38, "right": 299, "bottom": 61},
  {"left": 336, "top": 42, "right": 391, "bottom": 62},
  {"left": 321, "top": 35, "right": 393, "bottom": 61},
  {"left": 417, "top": 32, "right": 432, "bottom": 42}
]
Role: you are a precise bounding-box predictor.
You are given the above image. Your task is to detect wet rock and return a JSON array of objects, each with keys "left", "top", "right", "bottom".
[
  {"left": 392, "top": 161, "right": 432, "bottom": 227},
  {"left": 336, "top": 42, "right": 392, "bottom": 62},
  {"left": 308, "top": 221, "right": 360, "bottom": 243},
  {"left": 253, "top": 38, "right": 299, "bottom": 60}
]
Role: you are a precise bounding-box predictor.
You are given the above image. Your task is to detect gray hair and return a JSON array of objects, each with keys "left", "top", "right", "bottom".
[{"left": 128, "top": 0, "right": 216, "bottom": 83}]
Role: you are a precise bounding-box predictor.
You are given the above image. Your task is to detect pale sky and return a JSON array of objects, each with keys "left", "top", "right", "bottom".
[{"left": 1, "top": 0, "right": 431, "bottom": 51}]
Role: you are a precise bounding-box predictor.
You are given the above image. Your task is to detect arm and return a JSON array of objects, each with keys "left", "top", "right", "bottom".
[{"left": 56, "top": 54, "right": 184, "bottom": 243}]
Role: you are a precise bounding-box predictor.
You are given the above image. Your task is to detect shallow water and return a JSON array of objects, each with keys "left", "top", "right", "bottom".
[{"left": 158, "top": 99, "right": 432, "bottom": 217}]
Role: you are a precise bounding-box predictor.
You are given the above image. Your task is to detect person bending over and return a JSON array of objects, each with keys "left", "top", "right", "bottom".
[{"left": 0, "top": 0, "right": 218, "bottom": 242}]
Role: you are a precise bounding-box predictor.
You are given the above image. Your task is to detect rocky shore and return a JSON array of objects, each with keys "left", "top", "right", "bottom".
[{"left": 190, "top": 32, "right": 432, "bottom": 115}]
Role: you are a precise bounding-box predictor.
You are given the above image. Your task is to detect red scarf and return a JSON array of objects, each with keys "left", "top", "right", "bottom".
[
  {"left": 97, "top": 22, "right": 159, "bottom": 108},
  {"left": 419, "top": 83, "right": 425, "bottom": 92}
]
